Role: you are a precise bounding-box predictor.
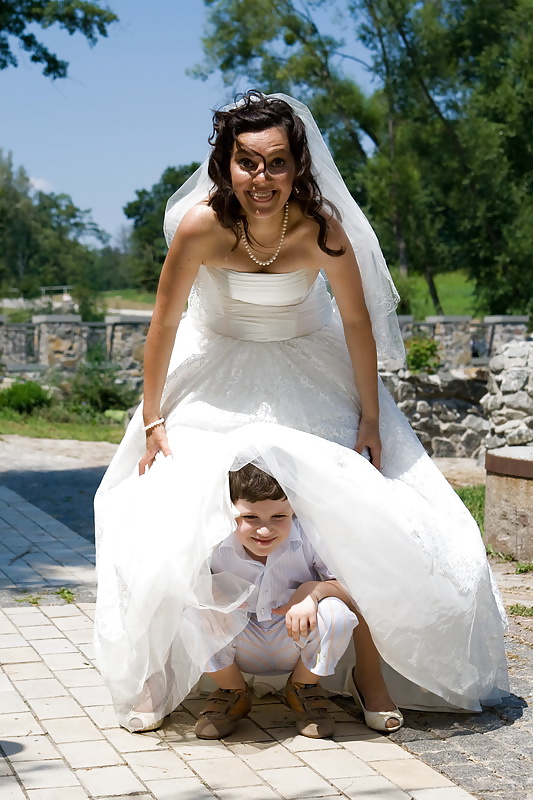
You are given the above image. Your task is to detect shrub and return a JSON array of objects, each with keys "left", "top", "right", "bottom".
[
  {"left": 63, "top": 363, "right": 139, "bottom": 412},
  {"left": 405, "top": 336, "right": 441, "bottom": 374},
  {"left": 0, "top": 381, "right": 51, "bottom": 414}
]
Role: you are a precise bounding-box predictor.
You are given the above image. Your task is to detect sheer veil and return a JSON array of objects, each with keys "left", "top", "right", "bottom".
[{"left": 163, "top": 93, "right": 405, "bottom": 368}]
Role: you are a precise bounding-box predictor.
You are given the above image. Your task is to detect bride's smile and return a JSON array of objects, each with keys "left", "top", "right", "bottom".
[{"left": 230, "top": 127, "right": 295, "bottom": 224}]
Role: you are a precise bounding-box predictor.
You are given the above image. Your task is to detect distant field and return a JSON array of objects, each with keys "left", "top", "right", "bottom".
[
  {"left": 103, "top": 271, "right": 479, "bottom": 318},
  {"left": 0, "top": 413, "right": 124, "bottom": 442},
  {"left": 2, "top": 271, "right": 480, "bottom": 319},
  {"left": 408, "top": 270, "right": 481, "bottom": 318},
  {"left": 102, "top": 289, "right": 157, "bottom": 310}
]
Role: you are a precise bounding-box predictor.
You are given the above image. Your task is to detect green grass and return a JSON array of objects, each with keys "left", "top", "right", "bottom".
[
  {"left": 101, "top": 288, "right": 156, "bottom": 308},
  {"left": 0, "top": 410, "right": 124, "bottom": 443},
  {"left": 508, "top": 603, "right": 533, "bottom": 617},
  {"left": 456, "top": 485, "right": 485, "bottom": 533},
  {"left": 515, "top": 562, "right": 533, "bottom": 574},
  {"left": 55, "top": 587, "right": 76, "bottom": 603},
  {"left": 394, "top": 269, "right": 483, "bottom": 318}
]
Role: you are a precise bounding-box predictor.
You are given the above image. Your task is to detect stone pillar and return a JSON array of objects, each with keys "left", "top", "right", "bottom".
[
  {"left": 484, "top": 446, "right": 533, "bottom": 560},
  {"left": 424, "top": 316, "right": 472, "bottom": 369},
  {"left": 32, "top": 314, "right": 84, "bottom": 369},
  {"left": 485, "top": 315, "right": 529, "bottom": 355}
]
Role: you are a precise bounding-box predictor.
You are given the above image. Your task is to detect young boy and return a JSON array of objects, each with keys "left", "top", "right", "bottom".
[{"left": 194, "top": 462, "right": 359, "bottom": 740}]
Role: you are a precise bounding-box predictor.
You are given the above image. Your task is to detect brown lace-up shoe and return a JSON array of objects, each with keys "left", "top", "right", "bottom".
[
  {"left": 194, "top": 687, "right": 252, "bottom": 739},
  {"left": 284, "top": 680, "right": 335, "bottom": 738}
]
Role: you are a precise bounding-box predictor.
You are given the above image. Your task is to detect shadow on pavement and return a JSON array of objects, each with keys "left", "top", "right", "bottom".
[{"left": 2, "top": 466, "right": 106, "bottom": 542}]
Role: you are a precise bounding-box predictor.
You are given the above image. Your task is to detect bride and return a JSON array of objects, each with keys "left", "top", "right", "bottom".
[{"left": 94, "top": 91, "right": 508, "bottom": 732}]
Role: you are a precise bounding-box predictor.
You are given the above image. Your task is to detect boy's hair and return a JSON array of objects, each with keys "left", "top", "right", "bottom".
[{"left": 229, "top": 463, "right": 287, "bottom": 503}]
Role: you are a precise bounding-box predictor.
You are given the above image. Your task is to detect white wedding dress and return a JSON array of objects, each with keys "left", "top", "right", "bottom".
[{"left": 94, "top": 265, "right": 509, "bottom": 730}]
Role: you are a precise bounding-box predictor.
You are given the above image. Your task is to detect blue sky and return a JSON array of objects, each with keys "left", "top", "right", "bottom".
[{"left": 1, "top": 1, "right": 370, "bottom": 243}]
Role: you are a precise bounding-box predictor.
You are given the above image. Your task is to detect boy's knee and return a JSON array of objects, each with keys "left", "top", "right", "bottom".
[{"left": 317, "top": 596, "right": 357, "bottom": 631}]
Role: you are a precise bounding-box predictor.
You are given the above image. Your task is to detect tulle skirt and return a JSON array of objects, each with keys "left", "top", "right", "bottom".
[{"left": 94, "top": 311, "right": 509, "bottom": 730}]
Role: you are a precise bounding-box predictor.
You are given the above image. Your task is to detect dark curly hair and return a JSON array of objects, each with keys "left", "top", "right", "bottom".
[
  {"left": 229, "top": 463, "right": 287, "bottom": 504},
  {"left": 207, "top": 90, "right": 344, "bottom": 257}
]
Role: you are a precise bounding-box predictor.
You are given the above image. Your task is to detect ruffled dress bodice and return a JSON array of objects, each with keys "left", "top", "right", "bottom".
[{"left": 187, "top": 266, "right": 332, "bottom": 342}]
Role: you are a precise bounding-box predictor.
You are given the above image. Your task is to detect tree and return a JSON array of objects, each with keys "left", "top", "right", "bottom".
[
  {"left": 0, "top": 0, "right": 117, "bottom": 78},
  {"left": 124, "top": 163, "right": 201, "bottom": 291},
  {"left": 0, "top": 150, "right": 108, "bottom": 297},
  {"left": 195, "top": 0, "right": 533, "bottom": 315}
]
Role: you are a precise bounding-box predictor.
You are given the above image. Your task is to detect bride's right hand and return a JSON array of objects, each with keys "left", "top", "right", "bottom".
[{"left": 139, "top": 426, "right": 173, "bottom": 475}]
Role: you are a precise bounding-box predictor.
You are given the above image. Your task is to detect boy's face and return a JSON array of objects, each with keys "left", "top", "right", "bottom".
[{"left": 234, "top": 497, "right": 293, "bottom": 563}]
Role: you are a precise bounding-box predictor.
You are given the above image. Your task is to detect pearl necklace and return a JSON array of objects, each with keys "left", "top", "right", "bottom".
[{"left": 238, "top": 203, "right": 289, "bottom": 267}]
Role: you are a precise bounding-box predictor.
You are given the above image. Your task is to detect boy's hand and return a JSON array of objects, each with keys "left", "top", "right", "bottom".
[{"left": 273, "top": 594, "right": 318, "bottom": 642}]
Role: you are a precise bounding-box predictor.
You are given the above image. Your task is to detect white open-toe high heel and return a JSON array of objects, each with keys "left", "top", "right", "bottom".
[
  {"left": 125, "top": 711, "right": 165, "bottom": 733},
  {"left": 348, "top": 669, "right": 403, "bottom": 733}
]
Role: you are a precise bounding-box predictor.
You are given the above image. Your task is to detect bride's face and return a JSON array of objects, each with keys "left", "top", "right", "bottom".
[{"left": 230, "top": 126, "right": 296, "bottom": 219}]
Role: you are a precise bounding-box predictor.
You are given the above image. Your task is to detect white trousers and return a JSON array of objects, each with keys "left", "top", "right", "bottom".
[{"left": 205, "top": 597, "right": 358, "bottom": 677}]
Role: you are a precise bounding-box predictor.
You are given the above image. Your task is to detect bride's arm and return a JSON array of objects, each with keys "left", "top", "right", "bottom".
[
  {"left": 323, "top": 220, "right": 381, "bottom": 470},
  {"left": 139, "top": 207, "right": 211, "bottom": 474}
]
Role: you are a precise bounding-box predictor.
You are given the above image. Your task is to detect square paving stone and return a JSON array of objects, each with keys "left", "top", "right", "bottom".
[
  {"left": 0, "top": 712, "right": 43, "bottom": 736},
  {"left": 333, "top": 775, "right": 411, "bottom": 799},
  {"left": 64, "top": 629, "right": 94, "bottom": 644},
  {"left": 76, "top": 765, "right": 146, "bottom": 796},
  {"left": 13, "top": 678, "right": 68, "bottom": 699},
  {"left": 5, "top": 611, "right": 49, "bottom": 626},
  {"left": 31, "top": 638, "right": 77, "bottom": 656},
  {"left": 3, "top": 662, "right": 53, "bottom": 681},
  {"left": 85, "top": 704, "right": 121, "bottom": 728},
  {"left": 69, "top": 685, "right": 113, "bottom": 706},
  {"left": 2, "top": 735, "right": 60, "bottom": 762},
  {"left": 0, "top": 692, "right": 29, "bottom": 713},
  {"left": 0, "top": 634, "right": 27, "bottom": 648},
  {"left": 0, "top": 647, "right": 40, "bottom": 663},
  {"left": 215, "top": 790, "right": 281, "bottom": 800},
  {"left": 26, "top": 695, "right": 85, "bottom": 719},
  {"left": 40, "top": 652, "right": 91, "bottom": 671},
  {"left": 410, "top": 789, "right": 478, "bottom": 799},
  {"left": 21, "top": 626, "right": 62, "bottom": 640},
  {"left": 259, "top": 765, "right": 340, "bottom": 798},
  {"left": 104, "top": 727, "right": 166, "bottom": 752},
  {"left": 187, "top": 755, "right": 263, "bottom": 789},
  {"left": 13, "top": 759, "right": 80, "bottom": 789},
  {"left": 269, "top": 727, "right": 341, "bottom": 751},
  {"left": 58, "top": 740, "right": 125, "bottom": 768},
  {"left": 146, "top": 777, "right": 216, "bottom": 800},
  {"left": 0, "top": 775, "right": 27, "bottom": 799},
  {"left": 170, "top": 736, "right": 235, "bottom": 761},
  {"left": 26, "top": 789, "right": 89, "bottom": 800},
  {"left": 54, "top": 668, "right": 105, "bottom": 688},
  {"left": 372, "top": 759, "right": 455, "bottom": 790},
  {"left": 342, "top": 737, "right": 415, "bottom": 761},
  {"left": 124, "top": 749, "right": 194, "bottom": 780},
  {"left": 42, "top": 606, "right": 84, "bottom": 619},
  {"left": 298, "top": 747, "right": 377, "bottom": 779},
  {"left": 228, "top": 741, "right": 302, "bottom": 770},
  {"left": 44, "top": 715, "right": 104, "bottom": 743}
]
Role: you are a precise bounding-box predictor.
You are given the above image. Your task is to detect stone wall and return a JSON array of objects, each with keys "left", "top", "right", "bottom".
[
  {"left": 481, "top": 340, "right": 533, "bottom": 449},
  {"left": 381, "top": 368, "right": 489, "bottom": 457}
]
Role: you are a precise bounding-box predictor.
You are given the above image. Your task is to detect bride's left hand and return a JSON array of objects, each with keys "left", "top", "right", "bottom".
[{"left": 354, "top": 417, "right": 382, "bottom": 471}]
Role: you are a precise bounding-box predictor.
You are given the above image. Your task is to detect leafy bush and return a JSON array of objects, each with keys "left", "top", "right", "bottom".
[
  {"left": 0, "top": 381, "right": 51, "bottom": 414},
  {"left": 63, "top": 363, "right": 139, "bottom": 412},
  {"left": 405, "top": 335, "right": 441, "bottom": 374}
]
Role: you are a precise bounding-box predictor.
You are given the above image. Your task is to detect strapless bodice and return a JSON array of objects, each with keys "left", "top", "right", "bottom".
[{"left": 188, "top": 266, "right": 333, "bottom": 342}]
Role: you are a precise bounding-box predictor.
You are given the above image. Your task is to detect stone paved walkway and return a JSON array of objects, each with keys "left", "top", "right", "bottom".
[{"left": 0, "top": 485, "right": 531, "bottom": 799}]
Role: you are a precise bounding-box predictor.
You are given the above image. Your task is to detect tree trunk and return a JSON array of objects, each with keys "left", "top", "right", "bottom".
[
  {"left": 388, "top": 117, "right": 409, "bottom": 277},
  {"left": 424, "top": 265, "right": 443, "bottom": 314}
]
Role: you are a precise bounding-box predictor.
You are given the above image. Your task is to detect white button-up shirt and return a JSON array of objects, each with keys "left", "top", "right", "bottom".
[{"left": 210, "top": 519, "right": 335, "bottom": 623}]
